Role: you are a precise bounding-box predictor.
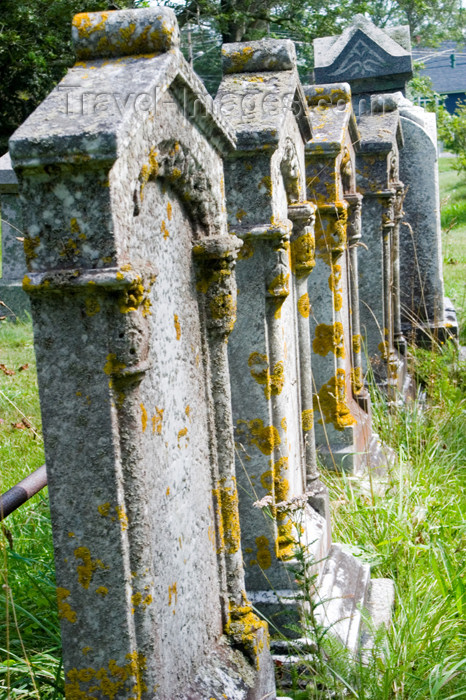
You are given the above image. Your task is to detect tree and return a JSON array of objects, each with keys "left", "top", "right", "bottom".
[{"left": 0, "top": 0, "right": 134, "bottom": 153}]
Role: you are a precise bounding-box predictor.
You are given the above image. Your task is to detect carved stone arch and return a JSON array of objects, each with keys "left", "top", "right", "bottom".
[
  {"left": 340, "top": 146, "right": 353, "bottom": 195},
  {"left": 136, "top": 138, "right": 223, "bottom": 238},
  {"left": 280, "top": 136, "right": 301, "bottom": 204}
]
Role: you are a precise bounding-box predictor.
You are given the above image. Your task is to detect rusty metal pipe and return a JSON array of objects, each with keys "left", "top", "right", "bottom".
[{"left": 0, "top": 465, "right": 47, "bottom": 521}]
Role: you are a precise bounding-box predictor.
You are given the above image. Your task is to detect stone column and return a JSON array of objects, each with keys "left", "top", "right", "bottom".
[
  {"left": 345, "top": 193, "right": 369, "bottom": 409},
  {"left": 392, "top": 182, "right": 407, "bottom": 356}
]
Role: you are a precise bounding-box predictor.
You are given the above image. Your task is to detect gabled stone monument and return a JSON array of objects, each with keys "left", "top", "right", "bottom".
[
  {"left": 10, "top": 8, "right": 275, "bottom": 699},
  {"left": 314, "top": 14, "right": 456, "bottom": 343},
  {"left": 216, "top": 41, "right": 394, "bottom": 656},
  {"left": 304, "top": 83, "right": 389, "bottom": 472},
  {"left": 0, "top": 152, "right": 30, "bottom": 318}
]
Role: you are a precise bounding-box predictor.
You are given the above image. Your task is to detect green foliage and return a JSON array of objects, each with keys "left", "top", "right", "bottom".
[
  {"left": 438, "top": 102, "right": 466, "bottom": 175},
  {"left": 0, "top": 0, "right": 135, "bottom": 154}
]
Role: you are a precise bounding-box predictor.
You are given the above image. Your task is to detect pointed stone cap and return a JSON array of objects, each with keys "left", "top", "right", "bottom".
[{"left": 313, "top": 15, "right": 412, "bottom": 94}]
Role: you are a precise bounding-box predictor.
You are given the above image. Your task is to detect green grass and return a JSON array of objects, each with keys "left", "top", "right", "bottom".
[
  {"left": 439, "top": 157, "right": 466, "bottom": 343},
  {"left": 0, "top": 318, "right": 63, "bottom": 698}
]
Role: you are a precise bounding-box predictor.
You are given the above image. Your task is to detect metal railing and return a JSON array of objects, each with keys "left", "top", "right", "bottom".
[{"left": 0, "top": 465, "right": 47, "bottom": 520}]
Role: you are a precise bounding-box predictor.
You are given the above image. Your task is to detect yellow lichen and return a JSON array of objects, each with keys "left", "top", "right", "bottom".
[
  {"left": 238, "top": 418, "right": 281, "bottom": 455},
  {"left": 168, "top": 582, "right": 177, "bottom": 606},
  {"left": 351, "top": 367, "right": 364, "bottom": 394},
  {"left": 267, "top": 272, "right": 289, "bottom": 298},
  {"left": 166, "top": 201, "right": 172, "bottom": 220},
  {"left": 313, "top": 322, "right": 345, "bottom": 358},
  {"left": 98, "top": 502, "right": 111, "bottom": 517},
  {"left": 352, "top": 334, "right": 362, "bottom": 355},
  {"left": 140, "top": 403, "right": 148, "bottom": 432},
  {"left": 151, "top": 407, "right": 164, "bottom": 435},
  {"left": 115, "top": 506, "right": 128, "bottom": 531},
  {"left": 297, "top": 293, "right": 310, "bottom": 318},
  {"left": 119, "top": 278, "right": 151, "bottom": 316},
  {"left": 281, "top": 417, "right": 287, "bottom": 431},
  {"left": 209, "top": 294, "right": 236, "bottom": 332},
  {"left": 238, "top": 239, "right": 254, "bottom": 260},
  {"left": 103, "top": 353, "right": 126, "bottom": 376},
  {"left": 174, "top": 314, "right": 181, "bottom": 340},
  {"left": 177, "top": 426, "right": 188, "bottom": 448},
  {"left": 219, "top": 478, "right": 241, "bottom": 555},
  {"left": 224, "top": 45, "right": 254, "bottom": 72},
  {"left": 301, "top": 409, "right": 314, "bottom": 432},
  {"left": 291, "top": 232, "right": 315, "bottom": 277},
  {"left": 313, "top": 370, "right": 356, "bottom": 431},
  {"left": 131, "top": 591, "right": 152, "bottom": 613},
  {"left": 96, "top": 586, "right": 108, "bottom": 597},
  {"left": 65, "top": 652, "right": 147, "bottom": 700},
  {"left": 56, "top": 587, "right": 77, "bottom": 623},
  {"left": 23, "top": 236, "right": 40, "bottom": 265},
  {"left": 255, "top": 535, "right": 272, "bottom": 569},
  {"left": 248, "top": 353, "right": 284, "bottom": 399},
  {"left": 225, "top": 602, "right": 268, "bottom": 669},
  {"left": 74, "top": 547, "right": 106, "bottom": 590},
  {"left": 85, "top": 296, "right": 100, "bottom": 317},
  {"left": 235, "top": 209, "right": 247, "bottom": 222}
]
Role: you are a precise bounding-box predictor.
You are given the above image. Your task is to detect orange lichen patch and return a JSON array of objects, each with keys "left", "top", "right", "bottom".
[
  {"left": 255, "top": 535, "right": 272, "bottom": 569},
  {"left": 235, "top": 209, "right": 247, "bottom": 222},
  {"left": 209, "top": 293, "right": 236, "bottom": 332},
  {"left": 297, "top": 293, "right": 310, "bottom": 318},
  {"left": 352, "top": 334, "right": 362, "bottom": 355},
  {"left": 225, "top": 602, "right": 268, "bottom": 668},
  {"left": 65, "top": 652, "right": 147, "bottom": 700},
  {"left": 97, "top": 502, "right": 111, "bottom": 517},
  {"left": 315, "top": 208, "right": 347, "bottom": 263},
  {"left": 291, "top": 232, "right": 315, "bottom": 277},
  {"left": 131, "top": 591, "right": 152, "bottom": 614},
  {"left": 238, "top": 239, "right": 254, "bottom": 260},
  {"left": 351, "top": 367, "right": 364, "bottom": 394},
  {"left": 313, "top": 322, "right": 345, "bottom": 358},
  {"left": 72, "top": 12, "right": 111, "bottom": 39},
  {"left": 195, "top": 259, "right": 231, "bottom": 294},
  {"left": 302, "top": 409, "right": 314, "bottom": 432},
  {"left": 224, "top": 45, "right": 254, "bottom": 72},
  {"left": 174, "top": 314, "right": 181, "bottom": 340},
  {"left": 258, "top": 175, "right": 272, "bottom": 197},
  {"left": 168, "top": 582, "right": 178, "bottom": 606},
  {"left": 185, "top": 405, "right": 190, "bottom": 418},
  {"left": 313, "top": 370, "right": 356, "bottom": 432},
  {"left": 236, "top": 418, "right": 281, "bottom": 456},
  {"left": 74, "top": 547, "right": 107, "bottom": 590},
  {"left": 96, "top": 586, "right": 109, "bottom": 597},
  {"left": 177, "top": 427, "right": 188, "bottom": 448},
  {"left": 140, "top": 403, "right": 148, "bottom": 432},
  {"left": 85, "top": 295, "right": 100, "bottom": 317},
  {"left": 378, "top": 340, "right": 390, "bottom": 360},
  {"left": 151, "top": 407, "right": 164, "bottom": 434},
  {"left": 166, "top": 201, "right": 172, "bottom": 220},
  {"left": 248, "top": 353, "right": 284, "bottom": 399},
  {"left": 103, "top": 353, "right": 126, "bottom": 376},
  {"left": 161, "top": 220, "right": 169, "bottom": 239},
  {"left": 115, "top": 506, "right": 128, "bottom": 531},
  {"left": 119, "top": 278, "right": 152, "bottom": 316},
  {"left": 57, "top": 587, "right": 77, "bottom": 623},
  {"left": 267, "top": 272, "right": 290, "bottom": 298},
  {"left": 219, "top": 478, "right": 241, "bottom": 555},
  {"left": 139, "top": 147, "right": 158, "bottom": 199}
]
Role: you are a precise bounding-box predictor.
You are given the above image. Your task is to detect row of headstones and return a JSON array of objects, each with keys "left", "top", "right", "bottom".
[{"left": 2, "top": 8, "right": 456, "bottom": 699}]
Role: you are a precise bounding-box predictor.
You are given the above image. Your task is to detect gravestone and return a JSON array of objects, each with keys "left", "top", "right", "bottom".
[
  {"left": 355, "top": 97, "right": 410, "bottom": 395},
  {"left": 10, "top": 8, "right": 275, "bottom": 699},
  {"left": 217, "top": 43, "right": 394, "bottom": 655},
  {"left": 0, "top": 152, "right": 30, "bottom": 318},
  {"left": 314, "top": 15, "right": 456, "bottom": 343},
  {"left": 304, "top": 83, "right": 389, "bottom": 472},
  {"left": 216, "top": 37, "right": 331, "bottom": 637}
]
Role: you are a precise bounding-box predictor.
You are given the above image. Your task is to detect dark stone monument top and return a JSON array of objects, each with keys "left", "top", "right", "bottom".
[{"left": 313, "top": 14, "right": 413, "bottom": 95}]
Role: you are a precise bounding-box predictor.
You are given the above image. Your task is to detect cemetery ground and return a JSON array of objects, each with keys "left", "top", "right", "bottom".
[{"left": 0, "top": 161, "right": 465, "bottom": 698}]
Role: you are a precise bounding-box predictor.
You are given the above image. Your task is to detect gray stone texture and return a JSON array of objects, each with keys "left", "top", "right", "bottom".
[
  {"left": 0, "top": 152, "right": 30, "bottom": 318},
  {"left": 10, "top": 8, "right": 275, "bottom": 699}
]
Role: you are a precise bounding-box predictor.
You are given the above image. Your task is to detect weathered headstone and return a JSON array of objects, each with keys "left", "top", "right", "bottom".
[
  {"left": 314, "top": 15, "right": 456, "bottom": 343},
  {"left": 304, "top": 83, "right": 390, "bottom": 472},
  {"left": 217, "top": 43, "right": 394, "bottom": 655},
  {"left": 10, "top": 8, "right": 275, "bottom": 698},
  {"left": 0, "top": 152, "right": 30, "bottom": 318},
  {"left": 216, "top": 38, "right": 331, "bottom": 636}
]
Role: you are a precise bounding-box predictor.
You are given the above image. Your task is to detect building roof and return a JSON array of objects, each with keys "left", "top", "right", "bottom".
[{"left": 413, "top": 41, "right": 466, "bottom": 95}]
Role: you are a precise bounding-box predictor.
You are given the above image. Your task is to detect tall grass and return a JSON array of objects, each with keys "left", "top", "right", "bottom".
[{"left": 0, "top": 318, "right": 63, "bottom": 698}]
